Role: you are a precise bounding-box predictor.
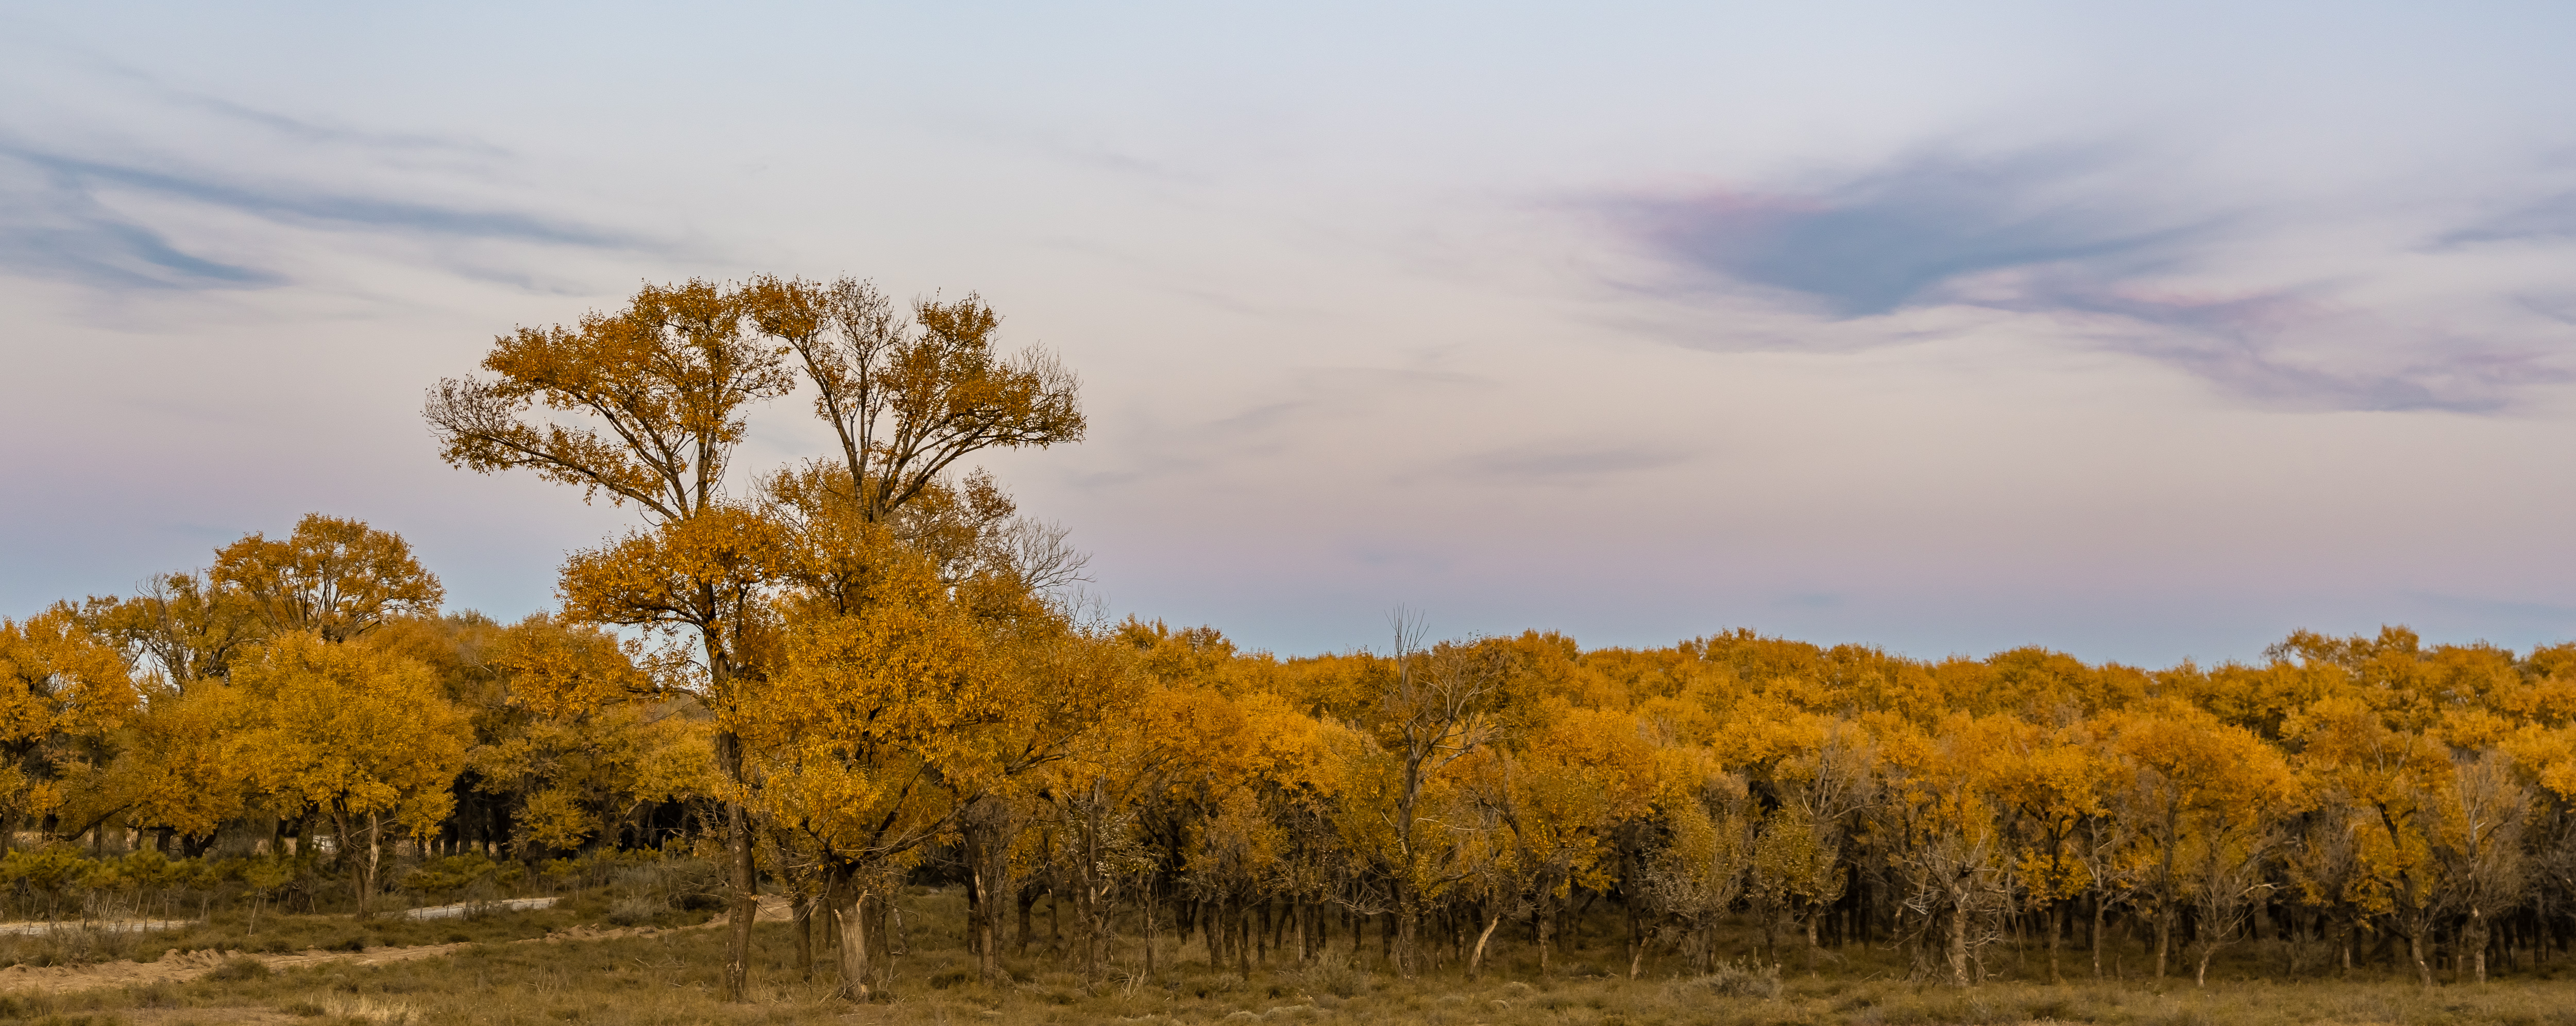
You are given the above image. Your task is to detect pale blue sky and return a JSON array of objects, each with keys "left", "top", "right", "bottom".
[{"left": 5, "top": 2, "right": 2574, "bottom": 665}]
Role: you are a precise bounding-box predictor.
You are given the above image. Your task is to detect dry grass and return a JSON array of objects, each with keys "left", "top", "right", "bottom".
[{"left": 9, "top": 889, "right": 2576, "bottom": 1024}]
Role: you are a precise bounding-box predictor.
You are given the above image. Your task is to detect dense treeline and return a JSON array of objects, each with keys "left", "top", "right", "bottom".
[
  {"left": 7, "top": 277, "right": 2572, "bottom": 1004},
  {"left": 0, "top": 514, "right": 713, "bottom": 902}
]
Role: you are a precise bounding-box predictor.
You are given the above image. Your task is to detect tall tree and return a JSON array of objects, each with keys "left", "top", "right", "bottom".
[
  {"left": 741, "top": 276, "right": 1084, "bottom": 525},
  {"left": 211, "top": 514, "right": 444, "bottom": 643},
  {"left": 1367, "top": 619, "right": 1518, "bottom": 977},
  {"left": 427, "top": 279, "right": 794, "bottom": 522},
  {"left": 427, "top": 278, "right": 794, "bottom": 999},
  {"left": 742, "top": 524, "right": 1130, "bottom": 995},
  {"left": 2109, "top": 699, "right": 2298, "bottom": 982}
]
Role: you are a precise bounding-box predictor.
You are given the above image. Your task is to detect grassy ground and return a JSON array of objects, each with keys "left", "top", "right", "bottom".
[{"left": 12, "top": 887, "right": 2576, "bottom": 1024}]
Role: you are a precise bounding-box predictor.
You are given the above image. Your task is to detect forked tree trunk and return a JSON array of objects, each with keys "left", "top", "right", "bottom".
[
  {"left": 835, "top": 884, "right": 874, "bottom": 1000},
  {"left": 1469, "top": 910, "right": 1504, "bottom": 980}
]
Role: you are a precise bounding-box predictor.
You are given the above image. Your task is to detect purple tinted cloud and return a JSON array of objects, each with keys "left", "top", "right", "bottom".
[
  {"left": 1616, "top": 151, "right": 2195, "bottom": 317},
  {"left": 1599, "top": 150, "right": 2569, "bottom": 413}
]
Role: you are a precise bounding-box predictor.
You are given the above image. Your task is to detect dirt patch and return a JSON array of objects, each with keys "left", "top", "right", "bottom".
[
  {"left": 0, "top": 919, "right": 194, "bottom": 936},
  {"left": 118, "top": 1006, "right": 299, "bottom": 1025},
  {"left": 399, "top": 896, "right": 558, "bottom": 920},
  {"left": 0, "top": 896, "right": 790, "bottom": 995}
]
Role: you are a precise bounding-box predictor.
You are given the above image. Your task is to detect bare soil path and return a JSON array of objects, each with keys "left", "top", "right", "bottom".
[
  {"left": 0, "top": 918, "right": 194, "bottom": 935},
  {"left": 0, "top": 897, "right": 791, "bottom": 994}
]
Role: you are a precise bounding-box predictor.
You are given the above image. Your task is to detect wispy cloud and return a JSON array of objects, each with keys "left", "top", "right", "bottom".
[
  {"left": 0, "top": 152, "right": 278, "bottom": 287},
  {"left": 1447, "top": 441, "right": 1698, "bottom": 485},
  {"left": 4, "top": 146, "right": 632, "bottom": 246},
  {"left": 2436, "top": 190, "right": 2576, "bottom": 247},
  {"left": 1594, "top": 149, "right": 2573, "bottom": 412},
  {"left": 1611, "top": 150, "right": 2200, "bottom": 317},
  {"left": 1970, "top": 273, "right": 2565, "bottom": 412},
  {"left": 0, "top": 62, "right": 646, "bottom": 291}
]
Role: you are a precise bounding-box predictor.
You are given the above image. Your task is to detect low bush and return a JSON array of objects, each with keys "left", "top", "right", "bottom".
[{"left": 1684, "top": 958, "right": 1784, "bottom": 1000}]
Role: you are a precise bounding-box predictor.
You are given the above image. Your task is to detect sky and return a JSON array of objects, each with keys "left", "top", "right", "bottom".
[{"left": 4, "top": 2, "right": 2574, "bottom": 668}]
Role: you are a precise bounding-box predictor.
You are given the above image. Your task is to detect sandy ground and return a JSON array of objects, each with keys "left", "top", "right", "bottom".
[
  {"left": 0, "top": 896, "right": 792, "bottom": 995},
  {"left": 398, "top": 896, "right": 560, "bottom": 919},
  {"left": 0, "top": 918, "right": 194, "bottom": 936}
]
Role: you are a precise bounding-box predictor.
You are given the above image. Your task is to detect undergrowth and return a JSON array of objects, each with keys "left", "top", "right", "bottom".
[{"left": 9, "top": 885, "right": 2576, "bottom": 1024}]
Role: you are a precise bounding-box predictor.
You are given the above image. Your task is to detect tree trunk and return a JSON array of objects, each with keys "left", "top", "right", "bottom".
[
  {"left": 1142, "top": 881, "right": 1159, "bottom": 982},
  {"left": 2092, "top": 892, "right": 2107, "bottom": 979},
  {"left": 331, "top": 810, "right": 370, "bottom": 916},
  {"left": 1016, "top": 885, "right": 1037, "bottom": 957},
  {"left": 716, "top": 732, "right": 757, "bottom": 1003},
  {"left": 2341, "top": 911, "right": 2354, "bottom": 973},
  {"left": 1291, "top": 899, "right": 1307, "bottom": 963},
  {"left": 1469, "top": 910, "right": 1503, "bottom": 981},
  {"left": 835, "top": 884, "right": 873, "bottom": 1000},
  {"left": 2155, "top": 900, "right": 2173, "bottom": 980},
  {"left": 1206, "top": 896, "right": 1224, "bottom": 968},
  {"left": 1393, "top": 879, "right": 1419, "bottom": 977},
  {"left": 1537, "top": 900, "right": 1556, "bottom": 979},
  {"left": 2468, "top": 910, "right": 2489, "bottom": 984},
  {"left": 964, "top": 801, "right": 1002, "bottom": 983},
  {"left": 792, "top": 887, "right": 814, "bottom": 982},
  {"left": 1948, "top": 897, "right": 1971, "bottom": 987},
  {"left": 1076, "top": 809, "right": 1102, "bottom": 982},
  {"left": 2048, "top": 901, "right": 2063, "bottom": 983},
  {"left": 364, "top": 812, "right": 382, "bottom": 917}
]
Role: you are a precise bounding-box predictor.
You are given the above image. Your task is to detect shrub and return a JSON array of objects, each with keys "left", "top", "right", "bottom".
[
  {"left": 208, "top": 955, "right": 270, "bottom": 981},
  {"left": 1294, "top": 957, "right": 1367, "bottom": 999},
  {"left": 604, "top": 898, "right": 662, "bottom": 927},
  {"left": 1682, "top": 959, "right": 1783, "bottom": 1000}
]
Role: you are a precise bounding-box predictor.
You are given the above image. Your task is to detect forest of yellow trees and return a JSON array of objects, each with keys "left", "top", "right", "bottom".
[{"left": 6, "top": 278, "right": 2574, "bottom": 1007}]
